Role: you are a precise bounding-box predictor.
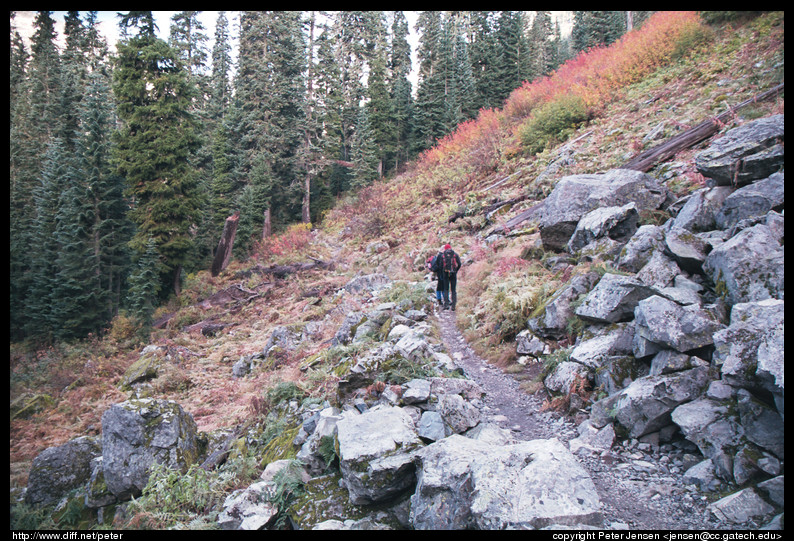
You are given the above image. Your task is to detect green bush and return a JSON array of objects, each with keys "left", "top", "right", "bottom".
[{"left": 518, "top": 95, "right": 590, "bottom": 155}]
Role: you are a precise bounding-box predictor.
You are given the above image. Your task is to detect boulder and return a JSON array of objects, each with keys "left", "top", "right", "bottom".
[
  {"left": 704, "top": 221, "right": 784, "bottom": 306},
  {"left": 715, "top": 172, "right": 784, "bottom": 230},
  {"left": 566, "top": 202, "right": 639, "bottom": 253},
  {"left": 417, "top": 411, "right": 447, "bottom": 442},
  {"left": 671, "top": 398, "right": 744, "bottom": 464},
  {"left": 673, "top": 186, "right": 734, "bottom": 232},
  {"left": 336, "top": 406, "right": 422, "bottom": 505},
  {"left": 570, "top": 323, "right": 634, "bottom": 369},
  {"left": 607, "top": 366, "right": 712, "bottom": 438},
  {"left": 218, "top": 481, "right": 279, "bottom": 530},
  {"left": 713, "top": 299, "right": 784, "bottom": 404},
  {"left": 663, "top": 226, "right": 711, "bottom": 275},
  {"left": 575, "top": 273, "right": 658, "bottom": 324},
  {"left": 394, "top": 331, "right": 433, "bottom": 363},
  {"left": 437, "top": 393, "right": 481, "bottom": 434},
  {"left": 262, "top": 325, "right": 303, "bottom": 360},
  {"left": 539, "top": 169, "right": 668, "bottom": 251},
  {"left": 707, "top": 488, "right": 775, "bottom": 524},
  {"left": 410, "top": 436, "right": 602, "bottom": 530},
  {"left": 297, "top": 407, "right": 343, "bottom": 475},
  {"left": 736, "top": 389, "right": 784, "bottom": 459},
  {"left": 635, "top": 251, "right": 681, "bottom": 288},
  {"left": 615, "top": 225, "right": 666, "bottom": 273},
  {"left": 101, "top": 399, "right": 201, "bottom": 501},
  {"left": 25, "top": 436, "right": 102, "bottom": 506},
  {"left": 342, "top": 273, "right": 392, "bottom": 294},
  {"left": 633, "top": 295, "right": 724, "bottom": 353},
  {"left": 545, "top": 361, "right": 592, "bottom": 394},
  {"left": 119, "top": 346, "right": 164, "bottom": 390},
  {"left": 332, "top": 311, "right": 366, "bottom": 346},
  {"left": 402, "top": 379, "right": 432, "bottom": 405},
  {"left": 528, "top": 272, "right": 600, "bottom": 339},
  {"left": 695, "top": 114, "right": 784, "bottom": 187},
  {"left": 568, "top": 421, "right": 616, "bottom": 456}
]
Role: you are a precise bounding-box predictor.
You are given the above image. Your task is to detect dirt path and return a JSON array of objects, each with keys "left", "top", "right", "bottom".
[{"left": 434, "top": 307, "right": 726, "bottom": 531}]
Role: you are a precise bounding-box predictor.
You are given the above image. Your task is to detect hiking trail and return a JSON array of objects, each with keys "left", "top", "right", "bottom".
[{"left": 434, "top": 306, "right": 726, "bottom": 530}]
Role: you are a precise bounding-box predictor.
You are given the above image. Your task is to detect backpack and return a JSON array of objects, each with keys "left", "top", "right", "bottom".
[{"left": 441, "top": 250, "right": 459, "bottom": 275}]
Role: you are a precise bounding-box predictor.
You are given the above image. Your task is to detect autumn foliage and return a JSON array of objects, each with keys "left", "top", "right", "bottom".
[{"left": 418, "top": 11, "right": 706, "bottom": 171}]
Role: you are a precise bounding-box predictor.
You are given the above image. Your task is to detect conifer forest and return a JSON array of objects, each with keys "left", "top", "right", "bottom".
[{"left": 10, "top": 11, "right": 650, "bottom": 343}]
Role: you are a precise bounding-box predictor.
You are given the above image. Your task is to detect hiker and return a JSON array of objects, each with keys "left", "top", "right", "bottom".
[
  {"left": 432, "top": 244, "right": 461, "bottom": 311},
  {"left": 427, "top": 248, "right": 446, "bottom": 306}
]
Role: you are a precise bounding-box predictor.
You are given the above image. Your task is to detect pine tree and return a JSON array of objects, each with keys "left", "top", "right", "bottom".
[
  {"left": 389, "top": 11, "right": 415, "bottom": 172},
  {"left": 366, "top": 44, "right": 396, "bottom": 179},
  {"left": 414, "top": 11, "right": 446, "bottom": 152},
  {"left": 25, "top": 138, "right": 68, "bottom": 339},
  {"left": 351, "top": 106, "right": 379, "bottom": 188},
  {"left": 11, "top": 11, "right": 63, "bottom": 339},
  {"left": 126, "top": 237, "right": 162, "bottom": 337},
  {"left": 113, "top": 11, "right": 202, "bottom": 296},
  {"left": 469, "top": 11, "right": 500, "bottom": 111}
]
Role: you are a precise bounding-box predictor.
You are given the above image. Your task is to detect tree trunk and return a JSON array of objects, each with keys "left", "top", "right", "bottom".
[
  {"left": 302, "top": 173, "right": 311, "bottom": 223},
  {"left": 211, "top": 212, "right": 240, "bottom": 277},
  {"left": 262, "top": 207, "right": 272, "bottom": 239}
]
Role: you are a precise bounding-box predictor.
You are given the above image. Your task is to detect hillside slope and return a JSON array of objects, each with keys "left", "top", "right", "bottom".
[{"left": 11, "top": 12, "right": 784, "bottom": 530}]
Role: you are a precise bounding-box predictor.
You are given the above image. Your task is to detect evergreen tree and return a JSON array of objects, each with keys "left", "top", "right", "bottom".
[
  {"left": 530, "top": 11, "right": 556, "bottom": 78},
  {"left": 125, "top": 237, "right": 162, "bottom": 337},
  {"left": 414, "top": 11, "right": 446, "bottom": 152},
  {"left": 366, "top": 43, "right": 396, "bottom": 179},
  {"left": 113, "top": 11, "right": 202, "bottom": 296},
  {"left": 24, "top": 138, "right": 68, "bottom": 339},
  {"left": 235, "top": 11, "right": 306, "bottom": 246},
  {"left": 11, "top": 11, "right": 63, "bottom": 338},
  {"left": 351, "top": 106, "right": 379, "bottom": 188},
  {"left": 469, "top": 11, "right": 500, "bottom": 111},
  {"left": 389, "top": 11, "right": 415, "bottom": 172}
]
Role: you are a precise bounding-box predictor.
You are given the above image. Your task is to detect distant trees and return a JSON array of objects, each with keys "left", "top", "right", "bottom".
[{"left": 10, "top": 10, "right": 648, "bottom": 343}]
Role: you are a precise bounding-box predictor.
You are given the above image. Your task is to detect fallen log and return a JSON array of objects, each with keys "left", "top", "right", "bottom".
[
  {"left": 622, "top": 83, "right": 784, "bottom": 172},
  {"left": 243, "top": 260, "right": 334, "bottom": 279}
]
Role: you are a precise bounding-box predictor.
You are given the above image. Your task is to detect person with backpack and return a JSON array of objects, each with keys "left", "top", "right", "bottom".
[
  {"left": 427, "top": 247, "right": 446, "bottom": 306},
  {"left": 432, "top": 244, "right": 461, "bottom": 311}
]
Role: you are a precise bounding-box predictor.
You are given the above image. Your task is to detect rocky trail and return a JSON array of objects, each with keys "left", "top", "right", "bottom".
[{"left": 435, "top": 307, "right": 726, "bottom": 530}]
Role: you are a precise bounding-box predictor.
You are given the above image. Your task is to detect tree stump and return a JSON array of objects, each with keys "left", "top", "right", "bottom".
[{"left": 211, "top": 212, "right": 239, "bottom": 277}]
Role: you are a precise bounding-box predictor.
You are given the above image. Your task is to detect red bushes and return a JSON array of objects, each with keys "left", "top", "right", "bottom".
[{"left": 418, "top": 11, "right": 706, "bottom": 172}]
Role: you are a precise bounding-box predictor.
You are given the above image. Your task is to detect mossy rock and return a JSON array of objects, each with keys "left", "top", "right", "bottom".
[
  {"left": 10, "top": 393, "right": 55, "bottom": 420},
  {"left": 118, "top": 353, "right": 162, "bottom": 390}
]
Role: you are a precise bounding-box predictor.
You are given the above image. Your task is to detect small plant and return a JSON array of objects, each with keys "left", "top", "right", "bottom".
[{"left": 518, "top": 95, "right": 591, "bottom": 155}]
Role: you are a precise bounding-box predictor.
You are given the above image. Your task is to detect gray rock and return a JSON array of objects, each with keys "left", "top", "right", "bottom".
[
  {"left": 218, "top": 481, "right": 278, "bottom": 530},
  {"left": 682, "top": 459, "right": 718, "bottom": 492},
  {"left": 756, "top": 475, "right": 784, "bottom": 507},
  {"left": 695, "top": 114, "right": 784, "bottom": 186},
  {"left": 673, "top": 186, "right": 734, "bottom": 232},
  {"left": 567, "top": 202, "right": 639, "bottom": 253},
  {"left": 332, "top": 311, "right": 366, "bottom": 346},
  {"left": 635, "top": 251, "right": 681, "bottom": 288},
  {"left": 708, "top": 488, "right": 775, "bottom": 524},
  {"left": 417, "top": 411, "right": 447, "bottom": 442},
  {"left": 336, "top": 406, "right": 422, "bottom": 505},
  {"left": 516, "top": 329, "right": 546, "bottom": 357},
  {"left": 571, "top": 323, "right": 634, "bottom": 369},
  {"left": 609, "top": 366, "right": 712, "bottom": 438},
  {"left": 634, "top": 295, "right": 724, "bottom": 353},
  {"left": 410, "top": 436, "right": 602, "bottom": 530},
  {"left": 615, "top": 225, "right": 666, "bottom": 273},
  {"left": 714, "top": 299, "right": 784, "bottom": 402},
  {"left": 545, "top": 361, "right": 592, "bottom": 394},
  {"left": 736, "top": 389, "right": 784, "bottom": 458},
  {"left": 342, "top": 273, "right": 392, "bottom": 294},
  {"left": 402, "top": 379, "right": 432, "bottom": 405},
  {"left": 704, "top": 222, "right": 784, "bottom": 306},
  {"left": 437, "top": 393, "right": 481, "bottom": 434},
  {"left": 528, "top": 272, "right": 600, "bottom": 339},
  {"left": 575, "top": 273, "right": 659, "bottom": 324},
  {"left": 101, "top": 399, "right": 201, "bottom": 501},
  {"left": 25, "top": 436, "right": 102, "bottom": 506},
  {"left": 539, "top": 169, "right": 668, "bottom": 251},
  {"left": 394, "top": 331, "right": 433, "bottom": 363},
  {"left": 663, "top": 226, "right": 710, "bottom": 275},
  {"left": 715, "top": 172, "right": 784, "bottom": 230},
  {"left": 671, "top": 398, "right": 744, "bottom": 462},
  {"left": 568, "top": 421, "right": 616, "bottom": 456}
]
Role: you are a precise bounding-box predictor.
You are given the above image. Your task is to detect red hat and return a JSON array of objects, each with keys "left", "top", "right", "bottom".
[{"left": 444, "top": 244, "right": 451, "bottom": 250}]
